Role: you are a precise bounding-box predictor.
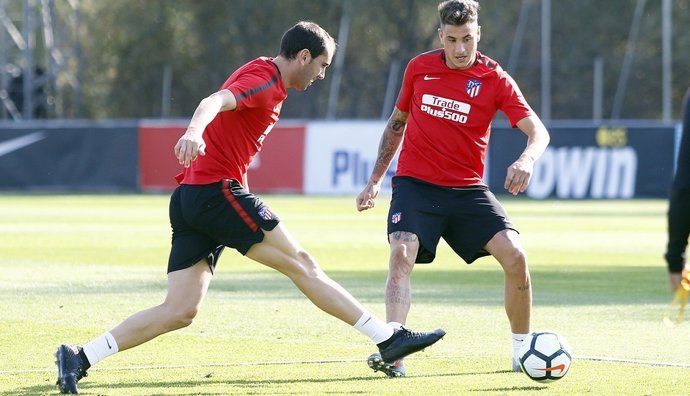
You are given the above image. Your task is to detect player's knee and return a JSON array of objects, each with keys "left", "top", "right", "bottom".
[
  {"left": 167, "top": 305, "right": 199, "bottom": 330},
  {"left": 502, "top": 247, "right": 528, "bottom": 276},
  {"left": 390, "top": 244, "right": 414, "bottom": 270},
  {"left": 295, "top": 250, "right": 321, "bottom": 278}
]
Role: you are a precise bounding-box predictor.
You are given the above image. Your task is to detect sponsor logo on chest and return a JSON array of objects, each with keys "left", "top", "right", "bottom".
[{"left": 420, "top": 94, "right": 471, "bottom": 124}]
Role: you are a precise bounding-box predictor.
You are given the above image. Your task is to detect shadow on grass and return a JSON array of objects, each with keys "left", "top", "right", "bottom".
[
  {"left": 16, "top": 265, "right": 670, "bottom": 307},
  {"left": 18, "top": 370, "right": 520, "bottom": 395},
  {"left": 469, "top": 385, "right": 547, "bottom": 393},
  {"left": 208, "top": 265, "right": 671, "bottom": 306}
]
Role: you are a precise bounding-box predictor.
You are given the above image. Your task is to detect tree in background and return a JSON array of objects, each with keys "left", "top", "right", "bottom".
[{"left": 34, "top": 0, "right": 690, "bottom": 120}]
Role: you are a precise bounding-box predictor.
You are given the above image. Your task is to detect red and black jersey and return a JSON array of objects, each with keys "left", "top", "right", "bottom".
[
  {"left": 176, "top": 57, "right": 287, "bottom": 187},
  {"left": 395, "top": 50, "right": 534, "bottom": 187}
]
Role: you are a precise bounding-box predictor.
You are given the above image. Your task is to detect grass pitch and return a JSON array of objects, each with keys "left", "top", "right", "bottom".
[{"left": 0, "top": 194, "right": 689, "bottom": 395}]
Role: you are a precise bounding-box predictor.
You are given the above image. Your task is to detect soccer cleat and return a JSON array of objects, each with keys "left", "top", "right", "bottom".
[
  {"left": 377, "top": 327, "right": 446, "bottom": 363},
  {"left": 367, "top": 353, "right": 406, "bottom": 377},
  {"left": 512, "top": 357, "right": 522, "bottom": 372},
  {"left": 55, "top": 344, "right": 88, "bottom": 394}
]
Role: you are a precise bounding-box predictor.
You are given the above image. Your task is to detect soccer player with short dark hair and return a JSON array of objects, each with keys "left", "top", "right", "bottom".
[
  {"left": 54, "top": 21, "right": 445, "bottom": 394},
  {"left": 356, "top": 0, "right": 550, "bottom": 377}
]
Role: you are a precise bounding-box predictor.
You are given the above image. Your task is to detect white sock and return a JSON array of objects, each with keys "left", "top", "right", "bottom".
[
  {"left": 512, "top": 332, "right": 529, "bottom": 360},
  {"left": 388, "top": 321, "right": 404, "bottom": 330},
  {"left": 82, "top": 332, "right": 119, "bottom": 366},
  {"left": 353, "top": 312, "right": 395, "bottom": 344}
]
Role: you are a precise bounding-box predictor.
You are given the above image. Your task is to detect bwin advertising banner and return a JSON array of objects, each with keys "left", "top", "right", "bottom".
[{"left": 487, "top": 125, "right": 676, "bottom": 199}]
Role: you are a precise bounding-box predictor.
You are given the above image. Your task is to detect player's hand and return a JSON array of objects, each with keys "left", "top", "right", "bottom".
[
  {"left": 505, "top": 155, "right": 534, "bottom": 195},
  {"left": 669, "top": 266, "right": 690, "bottom": 292},
  {"left": 174, "top": 129, "right": 206, "bottom": 168},
  {"left": 669, "top": 272, "right": 683, "bottom": 292},
  {"left": 356, "top": 182, "right": 380, "bottom": 212}
]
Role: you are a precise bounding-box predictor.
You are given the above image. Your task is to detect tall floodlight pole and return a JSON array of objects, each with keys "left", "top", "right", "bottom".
[
  {"left": 662, "top": 0, "right": 672, "bottom": 122},
  {"left": 326, "top": 0, "right": 350, "bottom": 120},
  {"left": 0, "top": 0, "right": 6, "bottom": 120},
  {"left": 22, "top": 0, "right": 34, "bottom": 120},
  {"left": 508, "top": 0, "right": 532, "bottom": 73},
  {"left": 593, "top": 57, "right": 604, "bottom": 122},
  {"left": 611, "top": 0, "right": 646, "bottom": 121},
  {"left": 540, "top": 0, "right": 551, "bottom": 122}
]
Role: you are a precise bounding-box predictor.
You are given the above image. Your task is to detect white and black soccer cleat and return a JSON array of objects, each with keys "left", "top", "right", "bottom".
[
  {"left": 55, "top": 344, "right": 88, "bottom": 394},
  {"left": 367, "top": 352, "right": 406, "bottom": 377}
]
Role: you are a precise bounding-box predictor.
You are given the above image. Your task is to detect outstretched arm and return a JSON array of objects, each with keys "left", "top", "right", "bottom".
[
  {"left": 356, "top": 108, "right": 409, "bottom": 211},
  {"left": 174, "top": 89, "right": 237, "bottom": 168},
  {"left": 505, "top": 115, "right": 551, "bottom": 195}
]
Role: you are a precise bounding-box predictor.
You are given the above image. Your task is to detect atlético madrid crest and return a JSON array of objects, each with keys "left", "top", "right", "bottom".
[
  {"left": 466, "top": 79, "right": 481, "bottom": 98},
  {"left": 258, "top": 206, "right": 273, "bottom": 220}
]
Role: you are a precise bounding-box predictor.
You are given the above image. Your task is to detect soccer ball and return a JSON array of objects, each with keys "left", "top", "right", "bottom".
[{"left": 518, "top": 330, "right": 572, "bottom": 382}]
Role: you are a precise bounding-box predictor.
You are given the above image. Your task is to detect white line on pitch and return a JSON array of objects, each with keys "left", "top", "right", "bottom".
[
  {"left": 574, "top": 355, "right": 690, "bottom": 368},
  {"left": 0, "top": 358, "right": 364, "bottom": 374},
  {"left": 3, "top": 355, "right": 689, "bottom": 375}
]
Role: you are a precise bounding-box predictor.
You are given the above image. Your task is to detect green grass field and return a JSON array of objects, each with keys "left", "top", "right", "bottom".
[{"left": 1, "top": 194, "right": 689, "bottom": 395}]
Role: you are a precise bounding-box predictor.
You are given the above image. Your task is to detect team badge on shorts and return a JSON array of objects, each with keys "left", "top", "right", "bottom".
[
  {"left": 466, "top": 79, "right": 481, "bottom": 98},
  {"left": 258, "top": 206, "right": 273, "bottom": 220},
  {"left": 391, "top": 212, "right": 402, "bottom": 224}
]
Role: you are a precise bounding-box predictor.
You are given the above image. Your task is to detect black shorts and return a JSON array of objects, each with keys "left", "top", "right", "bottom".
[
  {"left": 167, "top": 179, "right": 280, "bottom": 273},
  {"left": 387, "top": 176, "right": 517, "bottom": 264}
]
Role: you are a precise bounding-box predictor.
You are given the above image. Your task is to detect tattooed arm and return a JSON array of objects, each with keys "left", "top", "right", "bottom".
[{"left": 356, "top": 108, "right": 409, "bottom": 212}]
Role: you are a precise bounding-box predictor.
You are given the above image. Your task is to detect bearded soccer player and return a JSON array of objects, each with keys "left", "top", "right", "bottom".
[
  {"left": 356, "top": 0, "right": 550, "bottom": 377},
  {"left": 54, "top": 21, "right": 445, "bottom": 394}
]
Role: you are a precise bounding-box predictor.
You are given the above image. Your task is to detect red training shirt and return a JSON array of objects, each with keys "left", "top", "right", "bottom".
[
  {"left": 175, "top": 57, "right": 287, "bottom": 187},
  {"left": 395, "top": 50, "right": 534, "bottom": 187}
]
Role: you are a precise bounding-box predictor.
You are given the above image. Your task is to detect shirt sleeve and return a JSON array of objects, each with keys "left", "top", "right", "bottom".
[
  {"left": 395, "top": 59, "right": 416, "bottom": 113},
  {"left": 495, "top": 70, "right": 534, "bottom": 127},
  {"left": 225, "top": 71, "right": 279, "bottom": 111}
]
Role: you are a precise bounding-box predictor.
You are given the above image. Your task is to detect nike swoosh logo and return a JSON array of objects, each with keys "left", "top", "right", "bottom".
[
  {"left": 106, "top": 337, "right": 112, "bottom": 349},
  {"left": 536, "top": 363, "right": 566, "bottom": 374},
  {"left": 423, "top": 75, "right": 440, "bottom": 80},
  {"left": 0, "top": 131, "right": 46, "bottom": 157}
]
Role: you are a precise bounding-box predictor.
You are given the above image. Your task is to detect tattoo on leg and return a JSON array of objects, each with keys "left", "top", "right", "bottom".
[
  {"left": 388, "top": 268, "right": 411, "bottom": 287},
  {"left": 390, "top": 231, "right": 418, "bottom": 243},
  {"left": 386, "top": 285, "right": 410, "bottom": 306},
  {"left": 517, "top": 281, "right": 531, "bottom": 291}
]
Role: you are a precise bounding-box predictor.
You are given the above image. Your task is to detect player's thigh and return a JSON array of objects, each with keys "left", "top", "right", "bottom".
[
  {"left": 388, "top": 177, "right": 445, "bottom": 263},
  {"left": 176, "top": 180, "right": 280, "bottom": 258},
  {"left": 388, "top": 231, "right": 421, "bottom": 264},
  {"left": 169, "top": 185, "right": 226, "bottom": 273},
  {"left": 245, "top": 223, "right": 314, "bottom": 275},
  {"left": 164, "top": 259, "right": 213, "bottom": 311},
  {"left": 485, "top": 229, "right": 526, "bottom": 267},
  {"left": 443, "top": 189, "right": 517, "bottom": 264},
  {"left": 485, "top": 229, "right": 523, "bottom": 259},
  {"left": 185, "top": 181, "right": 278, "bottom": 244}
]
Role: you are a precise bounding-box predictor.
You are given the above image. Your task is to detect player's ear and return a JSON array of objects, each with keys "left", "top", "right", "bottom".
[
  {"left": 437, "top": 27, "right": 443, "bottom": 44},
  {"left": 477, "top": 25, "right": 481, "bottom": 42},
  {"left": 298, "top": 48, "right": 311, "bottom": 64}
]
